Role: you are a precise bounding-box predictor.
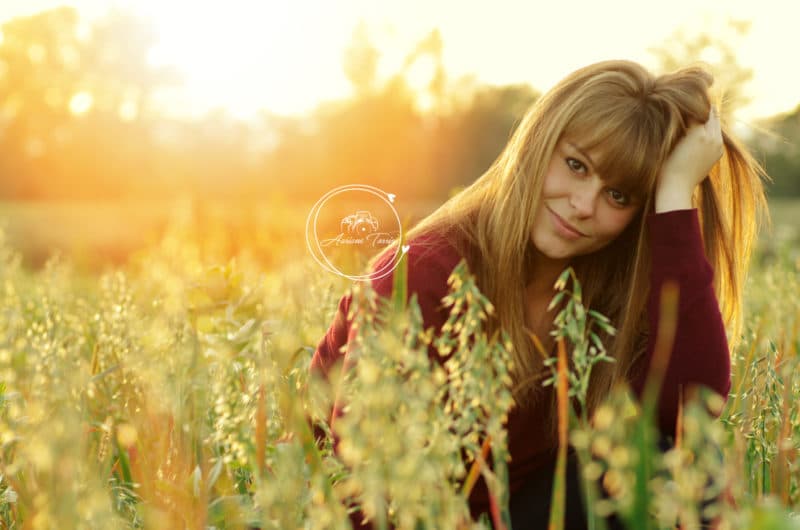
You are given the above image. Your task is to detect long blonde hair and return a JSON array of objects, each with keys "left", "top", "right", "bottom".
[{"left": 370, "top": 60, "right": 767, "bottom": 445}]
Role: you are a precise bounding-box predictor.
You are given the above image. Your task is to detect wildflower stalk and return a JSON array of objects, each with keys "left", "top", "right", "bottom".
[
  {"left": 544, "top": 267, "right": 616, "bottom": 530},
  {"left": 547, "top": 337, "right": 569, "bottom": 530}
]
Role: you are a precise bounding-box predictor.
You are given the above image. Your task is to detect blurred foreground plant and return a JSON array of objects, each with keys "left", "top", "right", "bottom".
[{"left": 0, "top": 217, "right": 798, "bottom": 529}]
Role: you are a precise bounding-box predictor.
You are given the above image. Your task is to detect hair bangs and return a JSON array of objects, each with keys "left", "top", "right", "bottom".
[{"left": 562, "top": 101, "right": 665, "bottom": 202}]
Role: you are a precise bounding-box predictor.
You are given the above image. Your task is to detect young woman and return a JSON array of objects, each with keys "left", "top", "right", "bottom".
[{"left": 311, "top": 60, "right": 767, "bottom": 528}]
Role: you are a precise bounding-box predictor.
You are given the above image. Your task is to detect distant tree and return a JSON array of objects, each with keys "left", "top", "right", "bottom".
[
  {"left": 0, "top": 7, "right": 82, "bottom": 197},
  {"left": 401, "top": 28, "right": 446, "bottom": 113},
  {"left": 263, "top": 24, "right": 539, "bottom": 203},
  {"left": 0, "top": 6, "right": 178, "bottom": 199},
  {"left": 432, "top": 79, "right": 538, "bottom": 194},
  {"left": 342, "top": 21, "right": 379, "bottom": 97},
  {"left": 649, "top": 19, "right": 799, "bottom": 197},
  {"left": 648, "top": 18, "right": 753, "bottom": 119},
  {"left": 750, "top": 106, "right": 800, "bottom": 197}
]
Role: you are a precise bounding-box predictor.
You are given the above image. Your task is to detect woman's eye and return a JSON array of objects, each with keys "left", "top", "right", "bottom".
[
  {"left": 566, "top": 157, "right": 586, "bottom": 173},
  {"left": 607, "top": 188, "right": 630, "bottom": 206}
]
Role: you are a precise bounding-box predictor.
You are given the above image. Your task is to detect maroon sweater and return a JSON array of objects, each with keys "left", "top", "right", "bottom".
[{"left": 310, "top": 208, "right": 731, "bottom": 520}]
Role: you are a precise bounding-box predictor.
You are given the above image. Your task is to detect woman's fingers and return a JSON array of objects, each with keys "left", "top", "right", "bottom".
[{"left": 656, "top": 105, "right": 725, "bottom": 209}]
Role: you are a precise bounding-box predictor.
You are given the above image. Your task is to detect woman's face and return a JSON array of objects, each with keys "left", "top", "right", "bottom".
[{"left": 531, "top": 138, "right": 642, "bottom": 262}]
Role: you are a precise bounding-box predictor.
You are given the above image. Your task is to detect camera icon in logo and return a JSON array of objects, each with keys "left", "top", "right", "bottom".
[{"left": 341, "top": 210, "right": 379, "bottom": 236}]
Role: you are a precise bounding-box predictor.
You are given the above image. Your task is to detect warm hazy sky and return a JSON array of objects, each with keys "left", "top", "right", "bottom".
[{"left": 1, "top": 0, "right": 798, "bottom": 124}]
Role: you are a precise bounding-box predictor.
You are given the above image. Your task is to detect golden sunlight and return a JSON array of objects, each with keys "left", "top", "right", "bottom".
[
  {"left": 404, "top": 56, "right": 437, "bottom": 112},
  {"left": 2, "top": 0, "right": 800, "bottom": 121},
  {"left": 138, "top": 0, "right": 353, "bottom": 118},
  {"left": 69, "top": 91, "right": 93, "bottom": 115}
]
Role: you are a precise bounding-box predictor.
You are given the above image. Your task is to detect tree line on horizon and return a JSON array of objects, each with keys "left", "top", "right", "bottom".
[{"left": 0, "top": 7, "right": 797, "bottom": 203}]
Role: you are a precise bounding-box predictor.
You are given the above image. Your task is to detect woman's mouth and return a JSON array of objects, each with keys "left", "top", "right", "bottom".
[{"left": 546, "top": 207, "right": 587, "bottom": 239}]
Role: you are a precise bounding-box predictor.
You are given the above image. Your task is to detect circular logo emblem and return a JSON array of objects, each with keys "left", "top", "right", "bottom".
[{"left": 306, "top": 184, "right": 409, "bottom": 281}]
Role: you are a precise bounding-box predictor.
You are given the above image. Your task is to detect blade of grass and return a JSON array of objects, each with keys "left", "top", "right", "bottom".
[
  {"left": 726, "top": 317, "right": 763, "bottom": 422},
  {"left": 488, "top": 485, "right": 506, "bottom": 530},
  {"left": 462, "top": 434, "right": 492, "bottom": 497},
  {"left": 547, "top": 337, "right": 569, "bottom": 530},
  {"left": 255, "top": 383, "right": 267, "bottom": 478},
  {"left": 475, "top": 449, "right": 508, "bottom": 530},
  {"left": 776, "top": 363, "right": 793, "bottom": 506},
  {"left": 629, "top": 281, "right": 680, "bottom": 530},
  {"left": 390, "top": 217, "right": 411, "bottom": 314}
]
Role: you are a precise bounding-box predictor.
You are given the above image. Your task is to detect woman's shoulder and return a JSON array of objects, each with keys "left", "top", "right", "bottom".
[
  {"left": 408, "top": 227, "right": 467, "bottom": 271},
  {"left": 369, "top": 226, "right": 469, "bottom": 299}
]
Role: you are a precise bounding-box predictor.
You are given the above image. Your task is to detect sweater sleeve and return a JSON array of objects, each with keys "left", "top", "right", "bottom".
[
  {"left": 309, "top": 236, "right": 460, "bottom": 414},
  {"left": 630, "top": 208, "right": 731, "bottom": 437}
]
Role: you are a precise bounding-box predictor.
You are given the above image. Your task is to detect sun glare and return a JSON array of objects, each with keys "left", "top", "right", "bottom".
[
  {"left": 3, "top": 0, "right": 792, "bottom": 121},
  {"left": 404, "top": 56, "right": 437, "bottom": 112},
  {"left": 69, "top": 91, "right": 93, "bottom": 115},
  {"left": 135, "top": 0, "right": 353, "bottom": 119}
]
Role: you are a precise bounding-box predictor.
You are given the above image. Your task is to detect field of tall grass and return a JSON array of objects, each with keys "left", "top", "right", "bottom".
[{"left": 0, "top": 198, "right": 798, "bottom": 529}]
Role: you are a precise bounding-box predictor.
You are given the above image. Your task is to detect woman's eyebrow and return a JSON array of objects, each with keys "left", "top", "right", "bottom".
[{"left": 566, "top": 141, "right": 596, "bottom": 171}]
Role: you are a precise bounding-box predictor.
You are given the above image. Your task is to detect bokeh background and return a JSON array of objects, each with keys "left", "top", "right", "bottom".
[{"left": 0, "top": 0, "right": 798, "bottom": 271}]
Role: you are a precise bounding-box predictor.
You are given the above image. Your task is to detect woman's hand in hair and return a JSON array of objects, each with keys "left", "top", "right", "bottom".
[{"left": 655, "top": 107, "right": 724, "bottom": 213}]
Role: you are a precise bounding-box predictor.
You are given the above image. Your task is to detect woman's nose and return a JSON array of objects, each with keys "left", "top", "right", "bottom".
[{"left": 568, "top": 183, "right": 597, "bottom": 218}]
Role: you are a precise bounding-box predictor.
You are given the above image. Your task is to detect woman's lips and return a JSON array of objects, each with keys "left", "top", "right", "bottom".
[{"left": 547, "top": 207, "right": 586, "bottom": 239}]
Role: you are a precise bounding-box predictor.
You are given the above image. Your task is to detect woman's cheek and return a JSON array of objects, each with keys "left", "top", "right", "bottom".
[{"left": 603, "top": 206, "right": 638, "bottom": 238}]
